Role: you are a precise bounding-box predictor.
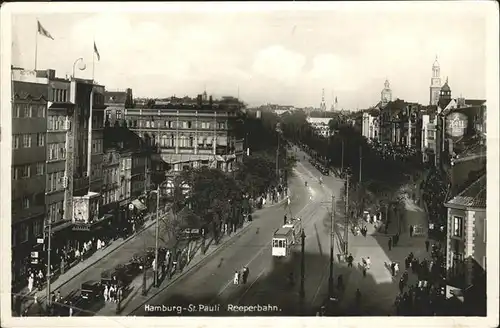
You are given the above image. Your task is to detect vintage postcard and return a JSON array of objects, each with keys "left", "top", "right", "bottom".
[{"left": 1, "top": 1, "right": 498, "bottom": 328}]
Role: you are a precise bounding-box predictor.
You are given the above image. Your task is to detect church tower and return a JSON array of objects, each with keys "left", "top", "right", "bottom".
[
  {"left": 320, "top": 88, "right": 327, "bottom": 111},
  {"left": 429, "top": 56, "right": 441, "bottom": 106},
  {"left": 381, "top": 79, "right": 392, "bottom": 106}
]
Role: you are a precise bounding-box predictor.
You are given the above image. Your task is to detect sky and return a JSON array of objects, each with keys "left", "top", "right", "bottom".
[{"left": 8, "top": 2, "right": 491, "bottom": 109}]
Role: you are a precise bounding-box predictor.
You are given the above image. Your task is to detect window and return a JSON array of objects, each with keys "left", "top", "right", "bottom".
[
  {"left": 13, "top": 135, "right": 20, "bottom": 149},
  {"left": 484, "top": 219, "right": 487, "bottom": 243},
  {"left": 36, "top": 133, "right": 45, "bottom": 147},
  {"left": 33, "top": 219, "right": 43, "bottom": 238},
  {"left": 453, "top": 216, "right": 463, "bottom": 237},
  {"left": 36, "top": 163, "right": 44, "bottom": 175},
  {"left": 17, "top": 165, "right": 30, "bottom": 179},
  {"left": 24, "top": 104, "right": 31, "bottom": 118},
  {"left": 117, "top": 110, "right": 122, "bottom": 119},
  {"left": 22, "top": 134, "right": 32, "bottom": 148},
  {"left": 20, "top": 223, "right": 29, "bottom": 243},
  {"left": 36, "top": 105, "right": 45, "bottom": 118},
  {"left": 14, "top": 104, "right": 21, "bottom": 118},
  {"left": 22, "top": 196, "right": 30, "bottom": 209}
]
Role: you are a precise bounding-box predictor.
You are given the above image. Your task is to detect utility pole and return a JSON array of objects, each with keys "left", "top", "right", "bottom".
[
  {"left": 344, "top": 176, "right": 349, "bottom": 256},
  {"left": 154, "top": 184, "right": 160, "bottom": 287},
  {"left": 276, "top": 133, "right": 280, "bottom": 185},
  {"left": 341, "top": 139, "right": 344, "bottom": 175},
  {"left": 299, "top": 229, "right": 306, "bottom": 314},
  {"left": 46, "top": 221, "right": 52, "bottom": 308},
  {"left": 328, "top": 195, "right": 335, "bottom": 297}
]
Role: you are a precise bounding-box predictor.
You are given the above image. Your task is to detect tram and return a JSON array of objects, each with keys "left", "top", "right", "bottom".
[{"left": 272, "top": 227, "right": 294, "bottom": 257}]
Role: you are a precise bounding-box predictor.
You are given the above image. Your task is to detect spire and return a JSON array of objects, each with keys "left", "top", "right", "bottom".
[{"left": 320, "top": 88, "right": 326, "bottom": 111}]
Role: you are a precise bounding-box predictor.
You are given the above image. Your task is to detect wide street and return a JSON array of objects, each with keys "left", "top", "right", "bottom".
[{"left": 129, "top": 148, "right": 345, "bottom": 316}]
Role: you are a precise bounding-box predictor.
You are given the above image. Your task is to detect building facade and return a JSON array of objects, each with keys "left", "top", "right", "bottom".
[
  {"left": 361, "top": 111, "right": 380, "bottom": 142},
  {"left": 104, "top": 89, "right": 133, "bottom": 125},
  {"left": 11, "top": 69, "right": 49, "bottom": 287},
  {"left": 122, "top": 94, "right": 244, "bottom": 194},
  {"left": 444, "top": 174, "right": 486, "bottom": 312}
]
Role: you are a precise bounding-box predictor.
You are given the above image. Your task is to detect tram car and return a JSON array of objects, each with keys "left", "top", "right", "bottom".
[{"left": 272, "top": 227, "right": 294, "bottom": 257}]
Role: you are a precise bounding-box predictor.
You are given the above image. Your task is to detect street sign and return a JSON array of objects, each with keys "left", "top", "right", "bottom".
[
  {"left": 36, "top": 238, "right": 44, "bottom": 244},
  {"left": 31, "top": 251, "right": 39, "bottom": 258}
]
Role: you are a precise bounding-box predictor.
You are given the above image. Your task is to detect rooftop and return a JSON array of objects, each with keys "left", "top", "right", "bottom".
[{"left": 446, "top": 174, "right": 486, "bottom": 208}]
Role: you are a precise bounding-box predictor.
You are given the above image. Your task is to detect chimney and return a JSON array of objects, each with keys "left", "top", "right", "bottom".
[{"left": 46, "top": 69, "right": 56, "bottom": 80}]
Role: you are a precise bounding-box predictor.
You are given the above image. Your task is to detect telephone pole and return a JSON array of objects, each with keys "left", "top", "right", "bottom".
[
  {"left": 46, "top": 221, "right": 52, "bottom": 308},
  {"left": 299, "top": 230, "right": 306, "bottom": 314},
  {"left": 344, "top": 176, "right": 349, "bottom": 256},
  {"left": 328, "top": 195, "right": 335, "bottom": 297}
]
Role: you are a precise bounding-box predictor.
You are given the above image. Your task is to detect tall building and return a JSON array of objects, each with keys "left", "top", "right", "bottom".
[
  {"left": 11, "top": 69, "right": 49, "bottom": 288},
  {"left": 381, "top": 79, "right": 392, "bottom": 106},
  {"left": 319, "top": 88, "right": 327, "bottom": 111},
  {"left": 430, "top": 56, "right": 442, "bottom": 106},
  {"left": 104, "top": 88, "right": 133, "bottom": 125}
]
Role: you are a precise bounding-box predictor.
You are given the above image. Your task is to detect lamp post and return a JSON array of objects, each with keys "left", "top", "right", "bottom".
[
  {"left": 72, "top": 57, "right": 86, "bottom": 78},
  {"left": 344, "top": 175, "right": 350, "bottom": 256},
  {"left": 150, "top": 185, "right": 161, "bottom": 288},
  {"left": 299, "top": 229, "right": 306, "bottom": 314},
  {"left": 328, "top": 195, "right": 335, "bottom": 298}
]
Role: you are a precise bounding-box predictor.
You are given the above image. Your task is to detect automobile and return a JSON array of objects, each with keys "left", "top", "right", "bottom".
[{"left": 81, "top": 280, "right": 103, "bottom": 302}]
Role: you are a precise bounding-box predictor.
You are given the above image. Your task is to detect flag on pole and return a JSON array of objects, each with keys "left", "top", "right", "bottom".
[
  {"left": 37, "top": 20, "right": 54, "bottom": 40},
  {"left": 94, "top": 41, "right": 100, "bottom": 61}
]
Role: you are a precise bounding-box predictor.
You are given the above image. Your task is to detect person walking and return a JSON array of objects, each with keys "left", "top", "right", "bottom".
[
  {"left": 233, "top": 271, "right": 239, "bottom": 285},
  {"left": 103, "top": 285, "right": 109, "bottom": 302},
  {"left": 388, "top": 238, "right": 392, "bottom": 251},
  {"left": 27, "top": 273, "right": 34, "bottom": 293},
  {"left": 425, "top": 240, "right": 430, "bottom": 252},
  {"left": 242, "top": 267, "right": 249, "bottom": 284},
  {"left": 409, "top": 225, "right": 414, "bottom": 238},
  {"left": 347, "top": 253, "right": 354, "bottom": 268},
  {"left": 391, "top": 262, "right": 396, "bottom": 276}
]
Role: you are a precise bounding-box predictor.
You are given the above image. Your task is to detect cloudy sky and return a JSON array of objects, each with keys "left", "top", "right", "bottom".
[{"left": 9, "top": 2, "right": 491, "bottom": 109}]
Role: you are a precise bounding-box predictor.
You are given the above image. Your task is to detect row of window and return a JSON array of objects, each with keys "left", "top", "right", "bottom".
[
  {"left": 13, "top": 133, "right": 45, "bottom": 149},
  {"left": 47, "top": 171, "right": 65, "bottom": 193},
  {"left": 103, "top": 189, "right": 120, "bottom": 206},
  {"left": 452, "top": 216, "right": 487, "bottom": 243},
  {"left": 48, "top": 115, "right": 69, "bottom": 131},
  {"left": 52, "top": 88, "right": 68, "bottom": 103},
  {"left": 12, "top": 218, "right": 43, "bottom": 247},
  {"left": 48, "top": 142, "right": 67, "bottom": 161},
  {"left": 90, "top": 163, "right": 103, "bottom": 180},
  {"left": 103, "top": 167, "right": 119, "bottom": 185},
  {"left": 12, "top": 193, "right": 45, "bottom": 212},
  {"left": 120, "top": 158, "right": 132, "bottom": 170},
  {"left": 13, "top": 103, "right": 46, "bottom": 118},
  {"left": 47, "top": 201, "right": 64, "bottom": 224},
  {"left": 127, "top": 119, "right": 227, "bottom": 130},
  {"left": 12, "top": 162, "right": 45, "bottom": 179}
]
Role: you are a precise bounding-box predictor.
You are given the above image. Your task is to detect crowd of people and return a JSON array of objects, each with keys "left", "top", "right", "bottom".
[
  {"left": 393, "top": 242, "right": 446, "bottom": 315},
  {"left": 371, "top": 141, "right": 420, "bottom": 163}
]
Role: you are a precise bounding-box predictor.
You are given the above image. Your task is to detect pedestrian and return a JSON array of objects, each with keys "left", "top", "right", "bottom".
[
  {"left": 284, "top": 215, "right": 287, "bottom": 226},
  {"left": 233, "top": 271, "right": 239, "bottom": 285},
  {"left": 388, "top": 238, "right": 392, "bottom": 251},
  {"left": 425, "top": 240, "right": 430, "bottom": 252},
  {"left": 27, "top": 273, "right": 34, "bottom": 293},
  {"left": 68, "top": 302, "right": 73, "bottom": 317},
  {"left": 409, "top": 225, "right": 414, "bottom": 237},
  {"left": 395, "top": 262, "right": 399, "bottom": 276},
  {"left": 399, "top": 278, "right": 405, "bottom": 294},
  {"left": 391, "top": 262, "right": 396, "bottom": 276},
  {"left": 50, "top": 292, "right": 56, "bottom": 305},
  {"left": 103, "top": 285, "right": 109, "bottom": 302},
  {"left": 242, "top": 267, "right": 249, "bottom": 284},
  {"left": 365, "top": 256, "right": 371, "bottom": 270},
  {"left": 355, "top": 289, "right": 362, "bottom": 306},
  {"left": 347, "top": 253, "right": 354, "bottom": 268}
]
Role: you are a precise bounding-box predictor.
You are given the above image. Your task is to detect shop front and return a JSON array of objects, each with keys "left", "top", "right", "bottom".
[{"left": 129, "top": 198, "right": 147, "bottom": 232}]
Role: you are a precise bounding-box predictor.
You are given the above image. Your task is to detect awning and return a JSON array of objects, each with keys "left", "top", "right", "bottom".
[
  {"left": 48, "top": 220, "right": 73, "bottom": 233},
  {"left": 131, "top": 199, "right": 147, "bottom": 211}
]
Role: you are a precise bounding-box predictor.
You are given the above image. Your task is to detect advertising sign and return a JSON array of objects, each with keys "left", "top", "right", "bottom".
[{"left": 446, "top": 112, "right": 468, "bottom": 138}]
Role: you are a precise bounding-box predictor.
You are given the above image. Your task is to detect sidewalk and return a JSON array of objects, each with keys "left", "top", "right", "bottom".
[{"left": 17, "top": 213, "right": 159, "bottom": 313}]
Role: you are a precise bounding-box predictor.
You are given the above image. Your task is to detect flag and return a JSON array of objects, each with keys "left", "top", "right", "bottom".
[
  {"left": 37, "top": 20, "right": 54, "bottom": 40},
  {"left": 94, "top": 41, "right": 100, "bottom": 61}
]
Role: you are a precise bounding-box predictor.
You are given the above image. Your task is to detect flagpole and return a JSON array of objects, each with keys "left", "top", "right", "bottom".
[
  {"left": 92, "top": 38, "right": 95, "bottom": 83},
  {"left": 34, "top": 21, "right": 39, "bottom": 71}
]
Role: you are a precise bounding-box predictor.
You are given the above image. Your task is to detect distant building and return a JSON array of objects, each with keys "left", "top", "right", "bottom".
[
  {"left": 362, "top": 110, "right": 380, "bottom": 142},
  {"left": 380, "top": 79, "right": 393, "bottom": 106},
  {"left": 306, "top": 117, "right": 332, "bottom": 138},
  {"left": 430, "top": 56, "right": 442, "bottom": 106},
  {"left": 104, "top": 88, "right": 133, "bottom": 124},
  {"left": 122, "top": 94, "right": 244, "bottom": 195}
]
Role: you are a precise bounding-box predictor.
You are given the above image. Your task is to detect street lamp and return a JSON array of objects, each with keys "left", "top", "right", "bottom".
[
  {"left": 150, "top": 185, "right": 161, "bottom": 288},
  {"left": 72, "top": 57, "right": 86, "bottom": 78}
]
